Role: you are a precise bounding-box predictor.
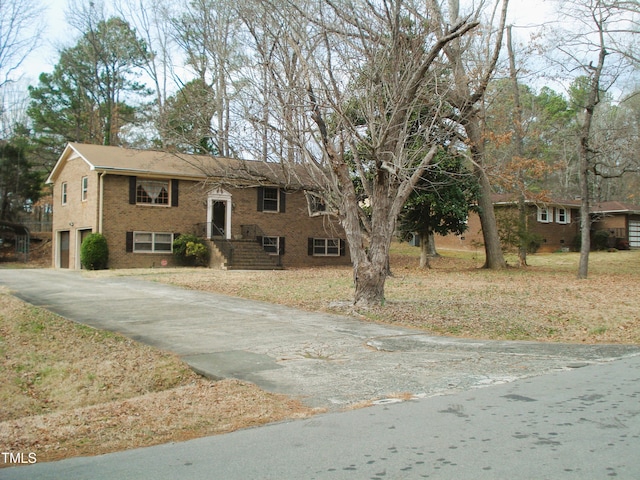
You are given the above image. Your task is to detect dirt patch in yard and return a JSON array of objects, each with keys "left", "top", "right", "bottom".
[{"left": 0, "top": 292, "right": 316, "bottom": 466}]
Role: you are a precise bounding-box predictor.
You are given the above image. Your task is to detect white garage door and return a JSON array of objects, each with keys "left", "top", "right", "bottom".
[{"left": 630, "top": 220, "right": 640, "bottom": 248}]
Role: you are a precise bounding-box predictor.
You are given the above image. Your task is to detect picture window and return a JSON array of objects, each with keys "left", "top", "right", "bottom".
[{"left": 136, "top": 179, "right": 169, "bottom": 205}]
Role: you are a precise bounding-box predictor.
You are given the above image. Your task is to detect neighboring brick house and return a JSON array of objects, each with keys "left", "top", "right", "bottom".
[
  {"left": 591, "top": 201, "right": 640, "bottom": 249},
  {"left": 47, "top": 143, "right": 350, "bottom": 269},
  {"left": 436, "top": 194, "right": 640, "bottom": 253}
]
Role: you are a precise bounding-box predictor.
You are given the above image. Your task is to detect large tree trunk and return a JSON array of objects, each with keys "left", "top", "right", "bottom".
[
  {"left": 348, "top": 213, "right": 394, "bottom": 306},
  {"left": 342, "top": 146, "right": 440, "bottom": 306},
  {"left": 418, "top": 231, "right": 437, "bottom": 269},
  {"left": 577, "top": 12, "right": 607, "bottom": 279},
  {"left": 419, "top": 232, "right": 430, "bottom": 269},
  {"left": 466, "top": 118, "right": 507, "bottom": 270},
  {"left": 475, "top": 171, "right": 506, "bottom": 269},
  {"left": 578, "top": 192, "right": 591, "bottom": 279},
  {"left": 353, "top": 258, "right": 388, "bottom": 306},
  {"left": 507, "top": 26, "right": 528, "bottom": 267}
]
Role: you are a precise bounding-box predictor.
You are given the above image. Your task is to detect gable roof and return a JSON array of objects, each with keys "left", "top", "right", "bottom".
[{"left": 46, "top": 143, "right": 311, "bottom": 189}]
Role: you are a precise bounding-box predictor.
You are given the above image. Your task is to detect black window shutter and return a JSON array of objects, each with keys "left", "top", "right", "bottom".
[
  {"left": 129, "top": 177, "right": 137, "bottom": 204},
  {"left": 257, "top": 187, "right": 264, "bottom": 212},
  {"left": 256, "top": 235, "right": 262, "bottom": 247},
  {"left": 126, "top": 232, "right": 134, "bottom": 252},
  {"left": 308, "top": 238, "right": 314, "bottom": 256},
  {"left": 340, "top": 239, "right": 346, "bottom": 256},
  {"left": 171, "top": 179, "right": 179, "bottom": 206},
  {"left": 279, "top": 237, "right": 285, "bottom": 255},
  {"left": 279, "top": 189, "right": 286, "bottom": 213}
]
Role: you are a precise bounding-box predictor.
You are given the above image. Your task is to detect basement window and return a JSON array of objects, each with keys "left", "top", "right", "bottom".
[
  {"left": 311, "top": 238, "right": 341, "bottom": 256},
  {"left": 262, "top": 236, "right": 283, "bottom": 255},
  {"left": 133, "top": 232, "right": 174, "bottom": 253}
]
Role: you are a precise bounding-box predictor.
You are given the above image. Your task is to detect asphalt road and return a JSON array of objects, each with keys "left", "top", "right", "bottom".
[
  {"left": 1, "top": 268, "right": 639, "bottom": 478},
  {"left": 3, "top": 355, "right": 640, "bottom": 479}
]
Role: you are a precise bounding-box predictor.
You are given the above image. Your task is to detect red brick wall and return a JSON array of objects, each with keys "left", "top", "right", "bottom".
[
  {"left": 435, "top": 209, "right": 484, "bottom": 251},
  {"left": 101, "top": 176, "right": 207, "bottom": 269},
  {"left": 50, "top": 156, "right": 100, "bottom": 268},
  {"left": 435, "top": 205, "right": 581, "bottom": 253},
  {"left": 100, "top": 177, "right": 350, "bottom": 269}
]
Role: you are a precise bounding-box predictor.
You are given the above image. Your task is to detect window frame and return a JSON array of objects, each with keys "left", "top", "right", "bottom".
[
  {"left": 133, "top": 231, "right": 174, "bottom": 253},
  {"left": 312, "top": 238, "right": 341, "bottom": 257},
  {"left": 555, "top": 207, "right": 570, "bottom": 224},
  {"left": 81, "top": 176, "right": 88, "bottom": 202},
  {"left": 136, "top": 179, "right": 170, "bottom": 206},
  {"left": 306, "top": 192, "right": 327, "bottom": 216},
  {"left": 61, "top": 182, "right": 68, "bottom": 205},
  {"left": 537, "top": 206, "right": 551, "bottom": 223},
  {"left": 262, "top": 236, "right": 280, "bottom": 255},
  {"left": 262, "top": 187, "right": 280, "bottom": 212}
]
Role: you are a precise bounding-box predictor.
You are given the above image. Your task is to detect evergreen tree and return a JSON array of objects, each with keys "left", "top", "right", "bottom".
[
  {"left": 398, "top": 152, "right": 477, "bottom": 268},
  {"left": 27, "top": 17, "right": 151, "bottom": 147},
  {"left": 0, "top": 134, "right": 42, "bottom": 222}
]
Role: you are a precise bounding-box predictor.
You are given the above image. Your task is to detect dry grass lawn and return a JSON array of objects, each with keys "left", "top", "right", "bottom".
[
  {"left": 132, "top": 245, "right": 640, "bottom": 344},
  {"left": 0, "top": 292, "right": 315, "bottom": 466}
]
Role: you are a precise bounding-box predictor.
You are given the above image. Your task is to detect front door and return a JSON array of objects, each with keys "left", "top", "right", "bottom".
[
  {"left": 206, "top": 188, "right": 232, "bottom": 239},
  {"left": 212, "top": 201, "right": 226, "bottom": 237},
  {"left": 59, "top": 231, "right": 70, "bottom": 268}
]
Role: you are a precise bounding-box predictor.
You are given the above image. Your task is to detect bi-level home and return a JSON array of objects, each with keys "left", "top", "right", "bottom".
[
  {"left": 437, "top": 193, "right": 640, "bottom": 252},
  {"left": 47, "top": 143, "right": 350, "bottom": 269}
]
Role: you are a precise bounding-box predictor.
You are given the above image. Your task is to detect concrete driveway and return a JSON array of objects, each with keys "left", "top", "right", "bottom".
[{"left": 1, "top": 268, "right": 639, "bottom": 410}]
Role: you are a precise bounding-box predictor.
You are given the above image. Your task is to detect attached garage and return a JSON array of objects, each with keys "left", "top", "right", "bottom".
[
  {"left": 591, "top": 202, "right": 640, "bottom": 250},
  {"left": 629, "top": 220, "right": 640, "bottom": 248}
]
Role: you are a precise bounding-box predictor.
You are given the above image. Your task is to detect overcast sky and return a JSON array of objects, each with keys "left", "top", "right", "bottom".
[{"left": 19, "top": 0, "right": 555, "bottom": 85}]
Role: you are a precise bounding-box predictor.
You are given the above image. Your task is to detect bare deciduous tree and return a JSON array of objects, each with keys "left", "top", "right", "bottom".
[
  {"left": 242, "top": 0, "right": 479, "bottom": 306},
  {"left": 427, "top": 0, "right": 510, "bottom": 270},
  {"left": 0, "top": 0, "right": 45, "bottom": 89},
  {"left": 114, "top": 0, "right": 177, "bottom": 144},
  {"left": 549, "top": 0, "right": 639, "bottom": 278},
  {"left": 171, "top": 0, "right": 245, "bottom": 157}
]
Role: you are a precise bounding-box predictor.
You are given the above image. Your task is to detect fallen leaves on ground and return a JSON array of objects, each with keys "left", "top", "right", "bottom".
[{"left": 0, "top": 292, "right": 316, "bottom": 466}]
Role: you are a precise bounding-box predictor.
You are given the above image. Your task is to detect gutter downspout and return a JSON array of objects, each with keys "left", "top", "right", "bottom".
[{"left": 98, "top": 171, "right": 106, "bottom": 234}]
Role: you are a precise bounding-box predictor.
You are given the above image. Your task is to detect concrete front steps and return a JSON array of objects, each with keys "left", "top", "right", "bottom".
[{"left": 209, "top": 239, "right": 283, "bottom": 270}]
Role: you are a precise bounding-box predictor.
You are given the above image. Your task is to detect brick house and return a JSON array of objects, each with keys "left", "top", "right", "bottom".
[
  {"left": 47, "top": 143, "right": 350, "bottom": 269},
  {"left": 436, "top": 194, "right": 640, "bottom": 253},
  {"left": 591, "top": 201, "right": 640, "bottom": 249}
]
